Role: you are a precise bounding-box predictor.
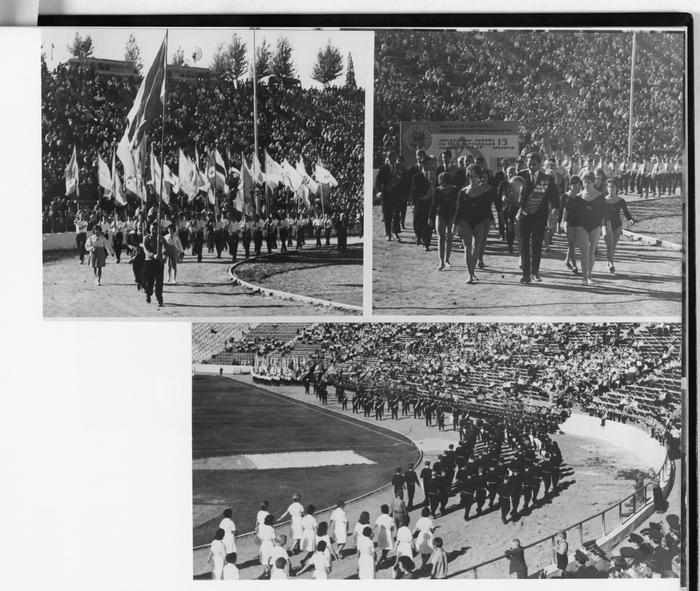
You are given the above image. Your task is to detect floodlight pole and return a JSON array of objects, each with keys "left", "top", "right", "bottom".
[{"left": 627, "top": 32, "right": 637, "bottom": 159}]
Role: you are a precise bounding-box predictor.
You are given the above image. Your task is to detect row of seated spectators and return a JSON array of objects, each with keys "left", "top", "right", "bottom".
[
  {"left": 42, "top": 58, "right": 364, "bottom": 224},
  {"left": 202, "top": 323, "right": 307, "bottom": 364},
  {"left": 375, "top": 30, "right": 684, "bottom": 165},
  {"left": 227, "top": 322, "right": 681, "bottom": 435}
]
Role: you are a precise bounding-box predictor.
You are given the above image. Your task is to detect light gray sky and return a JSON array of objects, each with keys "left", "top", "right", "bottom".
[{"left": 41, "top": 28, "right": 369, "bottom": 89}]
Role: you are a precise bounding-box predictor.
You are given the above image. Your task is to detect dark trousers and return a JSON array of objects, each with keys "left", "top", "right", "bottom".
[
  {"left": 227, "top": 236, "right": 239, "bottom": 261},
  {"left": 178, "top": 229, "right": 190, "bottom": 251},
  {"left": 132, "top": 251, "right": 145, "bottom": 287},
  {"left": 242, "top": 232, "right": 251, "bottom": 257},
  {"left": 552, "top": 467, "right": 560, "bottom": 489},
  {"left": 296, "top": 227, "right": 304, "bottom": 249},
  {"left": 76, "top": 232, "right": 87, "bottom": 262},
  {"left": 542, "top": 473, "right": 552, "bottom": 493},
  {"left": 279, "top": 228, "right": 288, "bottom": 251},
  {"left": 253, "top": 231, "right": 263, "bottom": 255},
  {"left": 500, "top": 497, "right": 511, "bottom": 522},
  {"left": 337, "top": 229, "right": 347, "bottom": 252},
  {"left": 324, "top": 228, "right": 332, "bottom": 246},
  {"left": 518, "top": 216, "right": 546, "bottom": 277},
  {"left": 428, "top": 493, "right": 440, "bottom": 516},
  {"left": 142, "top": 259, "right": 164, "bottom": 304},
  {"left": 461, "top": 493, "right": 474, "bottom": 518},
  {"left": 510, "top": 490, "right": 520, "bottom": 517},
  {"left": 382, "top": 197, "right": 401, "bottom": 236},
  {"left": 113, "top": 232, "right": 123, "bottom": 263},
  {"left": 214, "top": 230, "right": 225, "bottom": 257},
  {"left": 413, "top": 199, "right": 432, "bottom": 245},
  {"left": 407, "top": 486, "right": 416, "bottom": 508}
]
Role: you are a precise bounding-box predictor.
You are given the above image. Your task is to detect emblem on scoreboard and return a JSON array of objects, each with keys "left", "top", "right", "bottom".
[{"left": 403, "top": 125, "right": 433, "bottom": 151}]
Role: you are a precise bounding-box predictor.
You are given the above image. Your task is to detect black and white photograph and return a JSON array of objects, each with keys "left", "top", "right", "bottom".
[
  {"left": 41, "top": 27, "right": 368, "bottom": 317},
  {"left": 373, "top": 27, "right": 687, "bottom": 316},
  {"left": 191, "top": 321, "right": 686, "bottom": 580}
]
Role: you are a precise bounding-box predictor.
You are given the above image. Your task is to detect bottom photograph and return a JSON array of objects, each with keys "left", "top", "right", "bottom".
[{"left": 191, "top": 322, "right": 684, "bottom": 581}]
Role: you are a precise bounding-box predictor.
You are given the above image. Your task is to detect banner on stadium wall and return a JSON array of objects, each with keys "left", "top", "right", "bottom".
[{"left": 399, "top": 121, "right": 519, "bottom": 171}]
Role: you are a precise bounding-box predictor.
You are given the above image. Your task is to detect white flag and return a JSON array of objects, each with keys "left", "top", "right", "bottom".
[
  {"left": 280, "top": 158, "right": 304, "bottom": 192},
  {"left": 98, "top": 155, "right": 112, "bottom": 196},
  {"left": 65, "top": 146, "right": 79, "bottom": 196},
  {"left": 179, "top": 149, "right": 198, "bottom": 200},
  {"left": 252, "top": 152, "right": 265, "bottom": 184},
  {"left": 117, "top": 133, "right": 140, "bottom": 198},
  {"left": 296, "top": 157, "right": 319, "bottom": 194},
  {"left": 314, "top": 162, "right": 338, "bottom": 187},
  {"left": 264, "top": 151, "right": 283, "bottom": 192}
]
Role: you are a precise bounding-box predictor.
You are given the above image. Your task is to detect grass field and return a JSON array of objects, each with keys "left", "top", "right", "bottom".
[
  {"left": 192, "top": 376, "right": 419, "bottom": 546},
  {"left": 625, "top": 195, "right": 684, "bottom": 245},
  {"left": 233, "top": 244, "right": 363, "bottom": 307}
]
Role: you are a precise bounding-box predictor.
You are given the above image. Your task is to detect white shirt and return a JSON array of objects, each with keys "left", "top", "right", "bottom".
[
  {"left": 330, "top": 508, "right": 347, "bottom": 532},
  {"left": 222, "top": 563, "right": 239, "bottom": 580},
  {"left": 256, "top": 510, "right": 270, "bottom": 529},
  {"left": 310, "top": 551, "right": 330, "bottom": 579}
]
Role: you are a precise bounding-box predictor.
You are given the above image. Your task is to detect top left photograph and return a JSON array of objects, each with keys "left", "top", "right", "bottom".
[{"left": 41, "top": 27, "right": 368, "bottom": 317}]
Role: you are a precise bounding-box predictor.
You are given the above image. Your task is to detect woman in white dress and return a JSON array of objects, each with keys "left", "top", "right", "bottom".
[
  {"left": 218, "top": 508, "right": 237, "bottom": 554},
  {"left": 357, "top": 526, "right": 376, "bottom": 579},
  {"left": 255, "top": 500, "right": 270, "bottom": 537},
  {"left": 207, "top": 528, "right": 227, "bottom": 580},
  {"left": 413, "top": 507, "right": 435, "bottom": 569},
  {"left": 316, "top": 521, "right": 339, "bottom": 563},
  {"left": 297, "top": 540, "right": 331, "bottom": 580},
  {"left": 394, "top": 524, "right": 414, "bottom": 563},
  {"left": 277, "top": 493, "right": 304, "bottom": 554},
  {"left": 329, "top": 500, "right": 349, "bottom": 558},
  {"left": 257, "top": 514, "right": 276, "bottom": 573},
  {"left": 299, "top": 504, "right": 318, "bottom": 566},
  {"left": 373, "top": 504, "right": 395, "bottom": 565},
  {"left": 85, "top": 225, "right": 115, "bottom": 285},
  {"left": 353, "top": 511, "right": 371, "bottom": 549}
]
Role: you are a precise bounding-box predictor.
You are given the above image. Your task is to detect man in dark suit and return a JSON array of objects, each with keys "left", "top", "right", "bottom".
[
  {"left": 505, "top": 538, "right": 528, "bottom": 578},
  {"left": 404, "top": 465, "right": 420, "bottom": 509},
  {"left": 375, "top": 149, "right": 407, "bottom": 241},
  {"left": 517, "top": 152, "right": 559, "bottom": 283},
  {"left": 419, "top": 461, "right": 432, "bottom": 507}
]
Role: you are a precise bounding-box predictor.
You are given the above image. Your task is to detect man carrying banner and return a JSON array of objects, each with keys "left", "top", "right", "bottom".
[{"left": 142, "top": 222, "right": 165, "bottom": 307}]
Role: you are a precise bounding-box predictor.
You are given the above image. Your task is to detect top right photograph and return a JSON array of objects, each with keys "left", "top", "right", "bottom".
[{"left": 373, "top": 27, "right": 687, "bottom": 317}]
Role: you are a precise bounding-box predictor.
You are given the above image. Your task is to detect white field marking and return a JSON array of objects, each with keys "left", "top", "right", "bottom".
[{"left": 193, "top": 450, "right": 376, "bottom": 471}]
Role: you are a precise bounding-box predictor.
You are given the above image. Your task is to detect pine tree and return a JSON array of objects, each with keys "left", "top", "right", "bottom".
[
  {"left": 345, "top": 52, "right": 357, "bottom": 89},
  {"left": 124, "top": 33, "right": 143, "bottom": 72},
  {"left": 254, "top": 38, "right": 272, "bottom": 78},
  {"left": 311, "top": 40, "right": 343, "bottom": 86},
  {"left": 67, "top": 32, "right": 94, "bottom": 59},
  {"left": 211, "top": 33, "right": 247, "bottom": 79},
  {"left": 270, "top": 37, "right": 295, "bottom": 78}
]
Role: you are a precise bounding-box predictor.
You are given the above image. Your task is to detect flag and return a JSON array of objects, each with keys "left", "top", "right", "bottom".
[
  {"left": 149, "top": 145, "right": 170, "bottom": 204},
  {"left": 252, "top": 152, "right": 265, "bottom": 184},
  {"left": 65, "top": 146, "right": 79, "bottom": 196},
  {"left": 178, "top": 149, "right": 198, "bottom": 201},
  {"left": 117, "top": 133, "right": 140, "bottom": 198},
  {"left": 123, "top": 35, "right": 167, "bottom": 150},
  {"left": 237, "top": 152, "right": 254, "bottom": 215},
  {"left": 195, "top": 147, "right": 211, "bottom": 194},
  {"left": 314, "top": 161, "right": 338, "bottom": 187},
  {"left": 112, "top": 151, "right": 127, "bottom": 206},
  {"left": 280, "top": 158, "right": 304, "bottom": 192},
  {"left": 207, "top": 147, "right": 228, "bottom": 192},
  {"left": 134, "top": 136, "right": 147, "bottom": 202},
  {"left": 264, "top": 151, "right": 283, "bottom": 192},
  {"left": 296, "top": 157, "right": 319, "bottom": 194},
  {"left": 97, "top": 154, "right": 112, "bottom": 196},
  {"left": 164, "top": 163, "right": 179, "bottom": 195}
]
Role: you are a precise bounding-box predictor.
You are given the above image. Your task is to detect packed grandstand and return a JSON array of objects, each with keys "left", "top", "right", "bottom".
[
  {"left": 194, "top": 322, "right": 682, "bottom": 455},
  {"left": 41, "top": 57, "right": 364, "bottom": 231},
  {"left": 374, "top": 30, "right": 685, "bottom": 165},
  {"left": 192, "top": 321, "right": 682, "bottom": 579}
]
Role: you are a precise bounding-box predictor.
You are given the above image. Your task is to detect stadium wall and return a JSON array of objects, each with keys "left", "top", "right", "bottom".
[
  {"left": 192, "top": 364, "right": 252, "bottom": 375},
  {"left": 43, "top": 231, "right": 76, "bottom": 251}
]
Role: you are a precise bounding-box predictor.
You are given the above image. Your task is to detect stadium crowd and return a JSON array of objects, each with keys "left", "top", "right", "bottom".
[
  {"left": 205, "top": 321, "right": 681, "bottom": 579},
  {"left": 42, "top": 58, "right": 364, "bottom": 233},
  {"left": 374, "top": 30, "right": 684, "bottom": 286},
  {"left": 375, "top": 30, "right": 684, "bottom": 163}
]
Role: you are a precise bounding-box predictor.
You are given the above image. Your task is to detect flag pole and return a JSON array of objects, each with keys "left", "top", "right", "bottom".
[
  {"left": 158, "top": 29, "right": 168, "bottom": 261},
  {"left": 252, "top": 28, "right": 259, "bottom": 188},
  {"left": 627, "top": 32, "right": 636, "bottom": 159}
]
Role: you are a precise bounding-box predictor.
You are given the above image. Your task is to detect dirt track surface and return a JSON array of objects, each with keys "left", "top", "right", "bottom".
[
  {"left": 372, "top": 206, "right": 683, "bottom": 317},
  {"left": 193, "top": 376, "right": 655, "bottom": 580},
  {"left": 234, "top": 243, "right": 363, "bottom": 307},
  {"left": 43, "top": 247, "right": 357, "bottom": 318}
]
